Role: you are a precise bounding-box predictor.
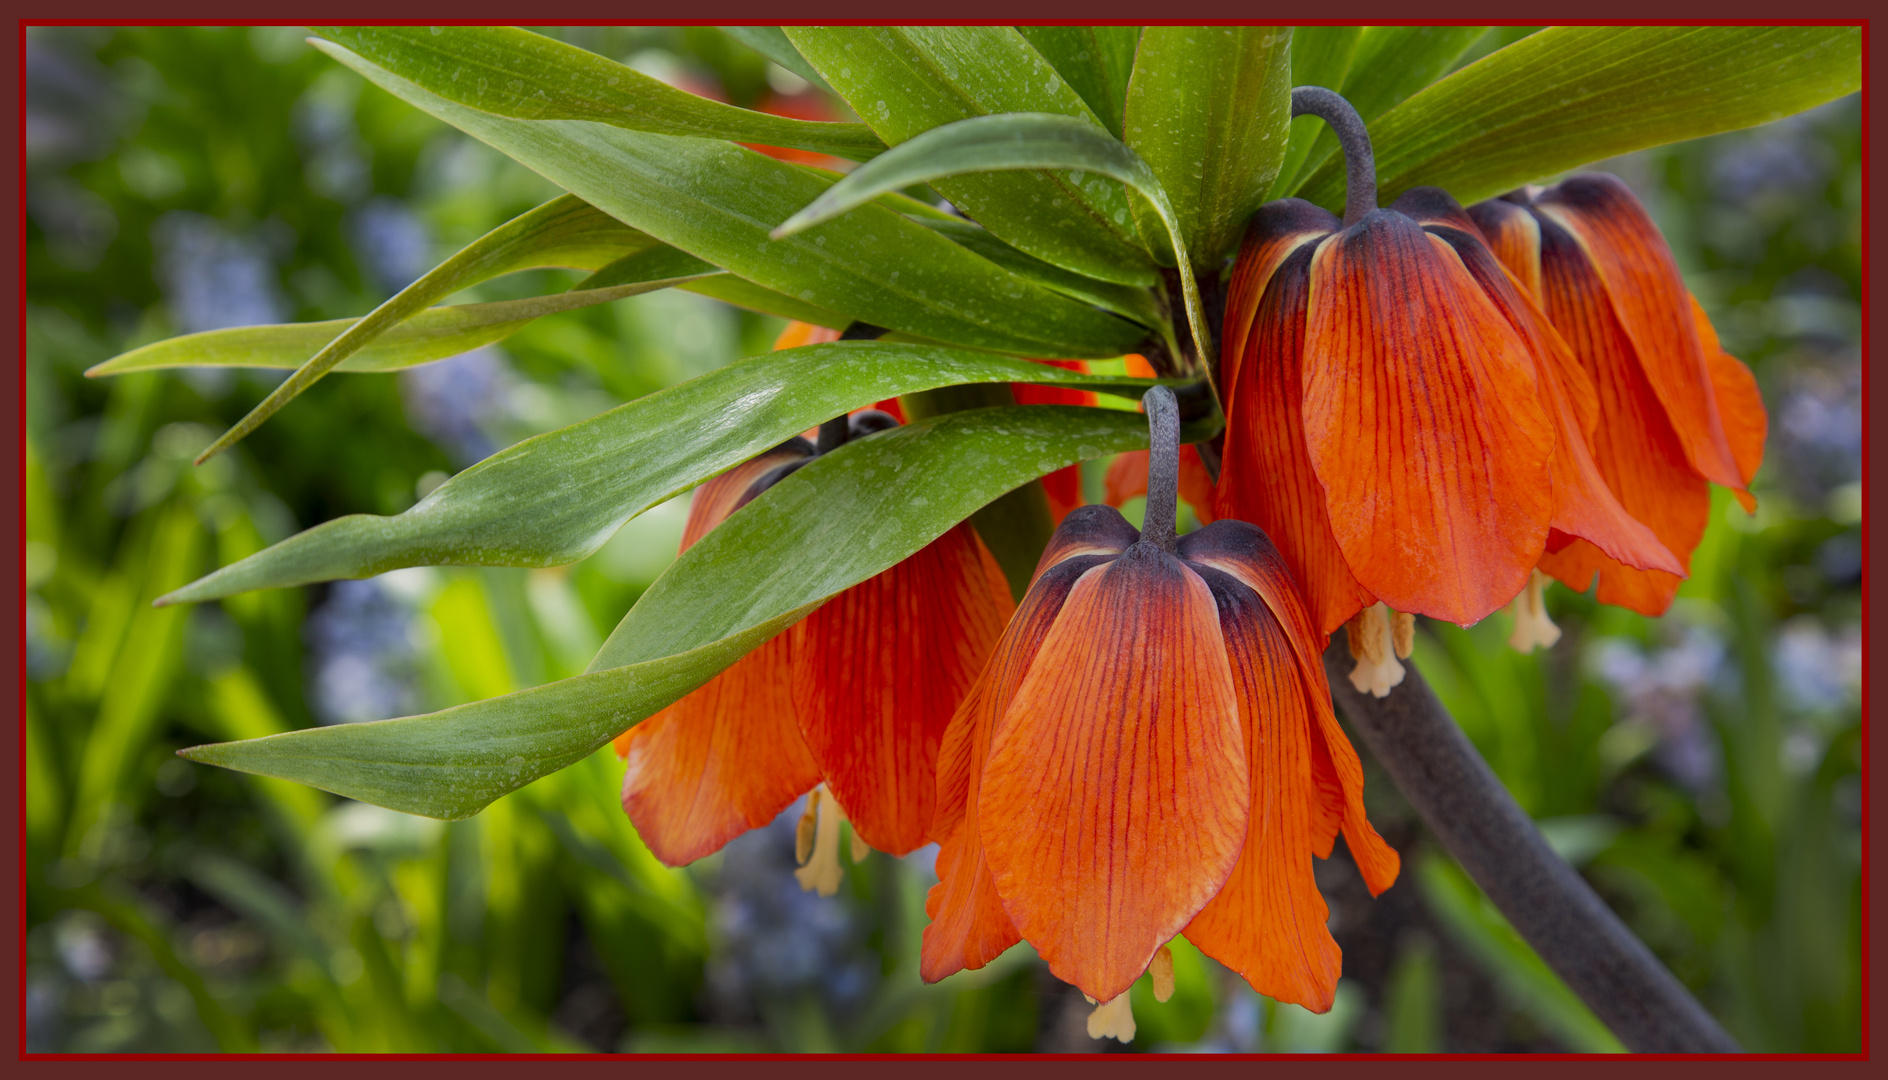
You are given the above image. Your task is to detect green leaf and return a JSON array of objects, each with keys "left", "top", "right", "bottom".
[
  {"left": 1121, "top": 25, "right": 1293, "bottom": 272},
  {"left": 1286, "top": 26, "right": 1486, "bottom": 200},
  {"left": 785, "top": 26, "right": 1156, "bottom": 287},
  {"left": 718, "top": 26, "right": 834, "bottom": 92},
  {"left": 194, "top": 193, "right": 659, "bottom": 461},
  {"left": 770, "top": 112, "right": 1211, "bottom": 379},
  {"left": 316, "top": 39, "right": 1144, "bottom": 362},
  {"left": 85, "top": 275, "right": 714, "bottom": 377},
  {"left": 1268, "top": 26, "right": 1362, "bottom": 201},
  {"left": 157, "top": 342, "right": 1170, "bottom": 606},
  {"left": 1015, "top": 26, "right": 1141, "bottom": 138},
  {"left": 914, "top": 216, "right": 1167, "bottom": 332},
  {"left": 179, "top": 404, "right": 1186, "bottom": 819},
  {"left": 1297, "top": 25, "right": 1863, "bottom": 212},
  {"left": 312, "top": 26, "right": 882, "bottom": 159}
]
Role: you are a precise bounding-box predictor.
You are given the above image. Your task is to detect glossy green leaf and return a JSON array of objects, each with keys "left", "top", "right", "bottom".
[
  {"left": 85, "top": 275, "right": 716, "bottom": 376},
  {"left": 157, "top": 342, "right": 1170, "bottom": 606},
  {"left": 785, "top": 26, "right": 1156, "bottom": 287},
  {"left": 718, "top": 26, "right": 833, "bottom": 92},
  {"left": 1121, "top": 25, "right": 1292, "bottom": 272},
  {"left": 1297, "top": 25, "right": 1863, "bottom": 213},
  {"left": 915, "top": 216, "right": 1167, "bottom": 332},
  {"left": 1286, "top": 26, "right": 1486, "bottom": 200},
  {"left": 316, "top": 39, "right": 1145, "bottom": 361},
  {"left": 195, "top": 193, "right": 658, "bottom": 461},
  {"left": 1015, "top": 26, "right": 1141, "bottom": 138},
  {"left": 1267, "top": 26, "right": 1362, "bottom": 201},
  {"left": 771, "top": 112, "right": 1210, "bottom": 377},
  {"left": 313, "top": 26, "right": 882, "bottom": 158},
  {"left": 178, "top": 404, "right": 1188, "bottom": 818}
]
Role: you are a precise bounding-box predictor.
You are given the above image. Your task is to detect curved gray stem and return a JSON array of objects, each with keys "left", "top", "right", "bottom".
[
  {"left": 1322, "top": 634, "right": 1742, "bottom": 1053},
  {"left": 1140, "top": 385, "right": 1179, "bottom": 553},
  {"left": 1291, "top": 86, "right": 1377, "bottom": 227}
]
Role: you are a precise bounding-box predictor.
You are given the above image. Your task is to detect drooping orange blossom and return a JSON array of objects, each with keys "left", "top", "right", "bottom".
[
  {"left": 921, "top": 504, "right": 1398, "bottom": 1012},
  {"left": 1468, "top": 174, "right": 1767, "bottom": 617}
]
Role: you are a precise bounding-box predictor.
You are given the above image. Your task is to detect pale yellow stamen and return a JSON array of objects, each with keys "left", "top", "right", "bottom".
[
  {"left": 848, "top": 826, "right": 871, "bottom": 865},
  {"left": 1150, "top": 945, "right": 1175, "bottom": 1004},
  {"left": 1084, "top": 992, "right": 1136, "bottom": 1043},
  {"left": 1507, "top": 570, "right": 1562, "bottom": 653},
  {"left": 794, "top": 784, "right": 847, "bottom": 897},
  {"left": 1392, "top": 610, "right": 1415, "bottom": 660},
  {"left": 1347, "top": 602, "right": 1407, "bottom": 698}
]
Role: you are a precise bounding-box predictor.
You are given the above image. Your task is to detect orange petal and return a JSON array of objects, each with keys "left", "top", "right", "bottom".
[
  {"left": 1029, "top": 502, "right": 1140, "bottom": 585},
  {"left": 1180, "top": 564, "right": 1341, "bottom": 1013},
  {"left": 773, "top": 320, "right": 844, "bottom": 351},
  {"left": 1124, "top": 353, "right": 1157, "bottom": 379},
  {"left": 1301, "top": 209, "right": 1555, "bottom": 626},
  {"left": 618, "top": 633, "right": 821, "bottom": 866},
  {"left": 979, "top": 545, "right": 1249, "bottom": 1002},
  {"left": 1224, "top": 200, "right": 1342, "bottom": 408},
  {"left": 679, "top": 443, "right": 813, "bottom": 552},
  {"left": 1430, "top": 226, "right": 1682, "bottom": 577},
  {"left": 1535, "top": 216, "right": 1707, "bottom": 615},
  {"left": 1534, "top": 175, "right": 1744, "bottom": 491},
  {"left": 1215, "top": 242, "right": 1375, "bottom": 636},
  {"left": 1466, "top": 195, "right": 1546, "bottom": 304},
  {"left": 924, "top": 552, "right": 1109, "bottom": 983},
  {"left": 792, "top": 523, "right": 1014, "bottom": 855},
  {"left": 1690, "top": 294, "right": 1766, "bottom": 512},
  {"left": 1178, "top": 520, "right": 1400, "bottom": 895}
]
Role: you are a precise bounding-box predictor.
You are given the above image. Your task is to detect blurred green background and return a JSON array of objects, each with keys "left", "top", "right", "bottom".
[{"left": 23, "top": 26, "right": 1861, "bottom": 1053}]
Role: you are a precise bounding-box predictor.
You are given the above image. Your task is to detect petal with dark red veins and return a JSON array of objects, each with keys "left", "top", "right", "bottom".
[
  {"left": 1181, "top": 565, "right": 1342, "bottom": 1013},
  {"left": 617, "top": 633, "right": 820, "bottom": 866},
  {"left": 1690, "top": 294, "right": 1766, "bottom": 512},
  {"left": 1430, "top": 228, "right": 1681, "bottom": 576},
  {"left": 1390, "top": 186, "right": 1487, "bottom": 241},
  {"left": 1466, "top": 196, "right": 1545, "bottom": 304},
  {"left": 1534, "top": 175, "right": 1744, "bottom": 491},
  {"left": 1177, "top": 519, "right": 1399, "bottom": 894},
  {"left": 1301, "top": 209, "right": 1554, "bottom": 626},
  {"left": 1215, "top": 243, "right": 1375, "bottom": 636},
  {"left": 1224, "top": 200, "right": 1341, "bottom": 407},
  {"left": 979, "top": 544, "right": 1249, "bottom": 1003},
  {"left": 924, "top": 554, "right": 1108, "bottom": 984},
  {"left": 1535, "top": 217, "right": 1707, "bottom": 616},
  {"left": 792, "top": 523, "right": 1013, "bottom": 855}
]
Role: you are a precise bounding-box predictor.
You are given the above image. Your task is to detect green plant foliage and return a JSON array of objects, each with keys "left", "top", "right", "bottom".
[
  {"left": 160, "top": 344, "right": 1165, "bottom": 605},
  {"left": 1122, "top": 25, "right": 1292, "bottom": 271},
  {"left": 786, "top": 26, "right": 1155, "bottom": 286},
  {"left": 1014, "top": 26, "right": 1141, "bottom": 139},
  {"left": 1296, "top": 25, "right": 1863, "bottom": 211},
  {"left": 315, "top": 37, "right": 1146, "bottom": 360}
]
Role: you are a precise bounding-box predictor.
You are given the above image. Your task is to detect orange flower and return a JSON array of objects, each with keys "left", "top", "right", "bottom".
[
  {"left": 923, "top": 389, "right": 1398, "bottom": 1012},
  {"left": 616, "top": 419, "right": 1014, "bottom": 868},
  {"left": 1216, "top": 186, "right": 1684, "bottom": 636},
  {"left": 1468, "top": 175, "right": 1767, "bottom": 615}
]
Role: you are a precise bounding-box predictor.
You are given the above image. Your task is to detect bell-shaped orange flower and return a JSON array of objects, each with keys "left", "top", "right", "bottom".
[
  {"left": 923, "top": 387, "right": 1398, "bottom": 1013},
  {"left": 1216, "top": 90, "right": 1685, "bottom": 640},
  {"left": 1468, "top": 174, "right": 1768, "bottom": 615},
  {"left": 616, "top": 413, "right": 1015, "bottom": 867}
]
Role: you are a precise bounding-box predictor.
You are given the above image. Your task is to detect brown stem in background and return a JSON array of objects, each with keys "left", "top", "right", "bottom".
[{"left": 1322, "top": 632, "right": 1742, "bottom": 1054}]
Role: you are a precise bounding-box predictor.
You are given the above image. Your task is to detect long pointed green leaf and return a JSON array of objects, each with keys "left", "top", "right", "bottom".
[
  {"left": 315, "top": 39, "right": 1145, "bottom": 362},
  {"left": 85, "top": 275, "right": 715, "bottom": 376},
  {"left": 157, "top": 343, "right": 1171, "bottom": 606},
  {"left": 718, "top": 26, "right": 833, "bottom": 93},
  {"left": 1015, "top": 26, "right": 1142, "bottom": 138},
  {"left": 1286, "top": 26, "right": 1486, "bottom": 198},
  {"left": 1268, "top": 26, "right": 1362, "bottom": 201},
  {"left": 1122, "top": 25, "right": 1292, "bottom": 272},
  {"left": 313, "top": 26, "right": 882, "bottom": 158},
  {"left": 786, "top": 26, "right": 1157, "bottom": 287},
  {"left": 771, "top": 112, "right": 1212, "bottom": 377},
  {"left": 1296, "top": 25, "right": 1863, "bottom": 212},
  {"left": 196, "top": 193, "right": 655, "bottom": 461},
  {"left": 178, "top": 404, "right": 1189, "bottom": 818}
]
